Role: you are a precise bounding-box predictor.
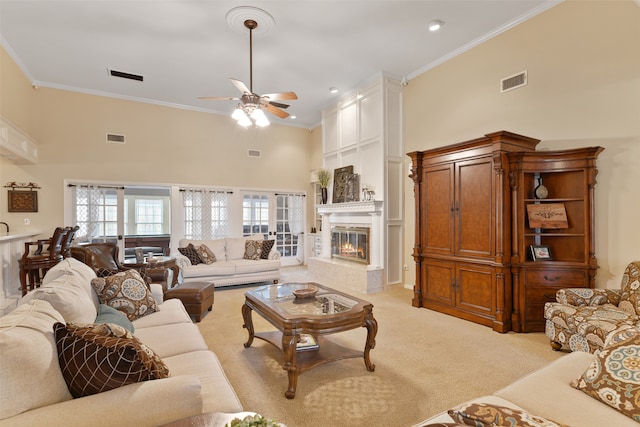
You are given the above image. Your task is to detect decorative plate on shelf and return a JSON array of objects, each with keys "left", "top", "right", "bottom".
[{"left": 292, "top": 284, "right": 318, "bottom": 299}]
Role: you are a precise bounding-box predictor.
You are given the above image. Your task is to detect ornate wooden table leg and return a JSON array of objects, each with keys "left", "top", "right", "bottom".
[
  {"left": 282, "top": 329, "right": 298, "bottom": 399},
  {"left": 242, "top": 303, "right": 255, "bottom": 348},
  {"left": 363, "top": 308, "right": 377, "bottom": 372}
]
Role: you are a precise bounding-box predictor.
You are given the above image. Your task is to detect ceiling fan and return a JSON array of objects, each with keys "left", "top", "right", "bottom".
[{"left": 199, "top": 19, "right": 297, "bottom": 125}]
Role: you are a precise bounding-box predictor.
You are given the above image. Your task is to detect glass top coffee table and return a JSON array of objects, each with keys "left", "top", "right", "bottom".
[{"left": 242, "top": 282, "right": 377, "bottom": 399}]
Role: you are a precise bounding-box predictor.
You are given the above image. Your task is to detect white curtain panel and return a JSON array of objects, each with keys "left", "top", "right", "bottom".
[{"left": 182, "top": 189, "right": 229, "bottom": 240}]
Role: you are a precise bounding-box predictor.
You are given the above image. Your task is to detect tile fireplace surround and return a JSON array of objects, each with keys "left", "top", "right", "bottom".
[{"left": 308, "top": 201, "right": 384, "bottom": 294}]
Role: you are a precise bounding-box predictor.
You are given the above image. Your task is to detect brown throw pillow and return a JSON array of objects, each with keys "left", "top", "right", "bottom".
[
  {"left": 261, "top": 240, "right": 275, "bottom": 259},
  {"left": 91, "top": 269, "right": 157, "bottom": 321},
  {"left": 573, "top": 327, "right": 640, "bottom": 421},
  {"left": 448, "top": 402, "right": 569, "bottom": 427},
  {"left": 54, "top": 322, "right": 169, "bottom": 398},
  {"left": 178, "top": 243, "right": 202, "bottom": 265},
  {"left": 243, "top": 240, "right": 262, "bottom": 260},
  {"left": 196, "top": 244, "right": 216, "bottom": 264}
]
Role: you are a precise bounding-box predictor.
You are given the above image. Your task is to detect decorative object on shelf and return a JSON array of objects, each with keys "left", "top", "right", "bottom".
[
  {"left": 345, "top": 173, "right": 360, "bottom": 202},
  {"left": 5, "top": 181, "right": 40, "bottom": 212},
  {"left": 362, "top": 186, "right": 375, "bottom": 201},
  {"left": 534, "top": 177, "right": 549, "bottom": 199},
  {"left": 296, "top": 333, "right": 319, "bottom": 351},
  {"left": 134, "top": 248, "right": 144, "bottom": 263},
  {"left": 332, "top": 165, "right": 354, "bottom": 203},
  {"left": 530, "top": 245, "right": 552, "bottom": 261},
  {"left": 526, "top": 203, "right": 568, "bottom": 228},
  {"left": 317, "top": 168, "right": 331, "bottom": 204}
]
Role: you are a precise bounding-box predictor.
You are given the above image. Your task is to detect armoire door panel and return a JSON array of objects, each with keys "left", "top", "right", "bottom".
[
  {"left": 423, "top": 260, "right": 455, "bottom": 306},
  {"left": 456, "top": 264, "right": 494, "bottom": 314},
  {"left": 456, "top": 159, "right": 493, "bottom": 257},
  {"left": 423, "top": 165, "right": 454, "bottom": 254}
]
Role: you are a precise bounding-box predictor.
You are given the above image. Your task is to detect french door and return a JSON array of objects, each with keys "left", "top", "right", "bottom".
[{"left": 241, "top": 192, "right": 305, "bottom": 265}]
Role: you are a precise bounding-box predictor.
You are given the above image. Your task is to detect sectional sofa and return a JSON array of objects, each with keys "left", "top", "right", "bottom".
[{"left": 0, "top": 258, "right": 243, "bottom": 427}]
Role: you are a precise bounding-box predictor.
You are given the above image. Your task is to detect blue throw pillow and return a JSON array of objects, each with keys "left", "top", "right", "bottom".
[{"left": 95, "top": 304, "right": 135, "bottom": 333}]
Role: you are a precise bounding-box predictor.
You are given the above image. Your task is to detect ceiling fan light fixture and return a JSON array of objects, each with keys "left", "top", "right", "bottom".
[
  {"left": 232, "top": 106, "right": 248, "bottom": 120},
  {"left": 237, "top": 114, "right": 252, "bottom": 128}
]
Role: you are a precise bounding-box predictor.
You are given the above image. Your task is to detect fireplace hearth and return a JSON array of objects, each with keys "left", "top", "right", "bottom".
[{"left": 331, "top": 226, "right": 369, "bottom": 264}]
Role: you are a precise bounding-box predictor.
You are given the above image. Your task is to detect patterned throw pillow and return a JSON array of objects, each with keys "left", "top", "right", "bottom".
[
  {"left": 261, "top": 239, "right": 275, "bottom": 259},
  {"left": 178, "top": 243, "right": 202, "bottom": 265},
  {"left": 196, "top": 244, "right": 217, "bottom": 264},
  {"left": 54, "top": 322, "right": 169, "bottom": 398},
  {"left": 91, "top": 269, "right": 157, "bottom": 321},
  {"left": 573, "top": 327, "right": 640, "bottom": 421},
  {"left": 244, "top": 240, "right": 263, "bottom": 260},
  {"left": 448, "top": 402, "right": 569, "bottom": 427}
]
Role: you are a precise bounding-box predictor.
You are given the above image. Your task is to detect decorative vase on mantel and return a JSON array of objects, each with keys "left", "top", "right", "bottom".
[{"left": 321, "top": 187, "right": 328, "bottom": 204}]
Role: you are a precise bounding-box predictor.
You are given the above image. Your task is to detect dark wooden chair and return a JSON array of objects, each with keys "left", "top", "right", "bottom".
[{"left": 19, "top": 226, "right": 71, "bottom": 295}]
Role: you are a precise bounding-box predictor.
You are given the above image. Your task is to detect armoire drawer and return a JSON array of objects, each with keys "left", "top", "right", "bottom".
[{"left": 524, "top": 269, "right": 587, "bottom": 288}]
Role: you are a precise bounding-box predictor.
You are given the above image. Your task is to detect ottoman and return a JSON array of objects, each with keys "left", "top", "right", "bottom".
[{"left": 164, "top": 281, "right": 214, "bottom": 322}]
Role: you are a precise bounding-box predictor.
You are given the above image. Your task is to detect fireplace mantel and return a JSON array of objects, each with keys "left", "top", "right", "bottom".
[{"left": 316, "top": 200, "right": 383, "bottom": 215}]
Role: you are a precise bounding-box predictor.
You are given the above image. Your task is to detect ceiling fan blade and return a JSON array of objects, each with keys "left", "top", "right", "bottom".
[
  {"left": 230, "top": 78, "right": 251, "bottom": 94},
  {"left": 262, "top": 91, "right": 298, "bottom": 101},
  {"left": 198, "top": 96, "right": 240, "bottom": 101},
  {"left": 264, "top": 103, "right": 289, "bottom": 119},
  {"left": 269, "top": 101, "right": 290, "bottom": 109}
]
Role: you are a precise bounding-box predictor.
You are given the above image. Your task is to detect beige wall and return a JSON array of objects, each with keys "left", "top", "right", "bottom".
[
  {"left": 404, "top": 0, "right": 640, "bottom": 289},
  {"left": 0, "top": 46, "right": 316, "bottom": 239}
]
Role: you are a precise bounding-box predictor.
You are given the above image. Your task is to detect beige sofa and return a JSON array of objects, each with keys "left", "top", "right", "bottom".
[
  {"left": 0, "top": 258, "right": 243, "bottom": 427},
  {"left": 415, "top": 350, "right": 636, "bottom": 426},
  {"left": 173, "top": 235, "right": 281, "bottom": 287}
]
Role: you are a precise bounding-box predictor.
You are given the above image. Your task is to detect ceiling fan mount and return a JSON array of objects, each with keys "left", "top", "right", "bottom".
[{"left": 198, "top": 12, "right": 297, "bottom": 122}]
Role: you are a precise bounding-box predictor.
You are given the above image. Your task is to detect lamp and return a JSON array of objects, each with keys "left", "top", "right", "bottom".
[{"left": 232, "top": 102, "right": 270, "bottom": 127}]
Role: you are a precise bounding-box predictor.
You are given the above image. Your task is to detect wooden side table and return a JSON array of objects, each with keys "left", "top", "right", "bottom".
[{"left": 122, "top": 256, "right": 180, "bottom": 290}]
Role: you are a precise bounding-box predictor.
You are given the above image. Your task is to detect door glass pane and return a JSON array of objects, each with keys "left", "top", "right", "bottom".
[
  {"left": 275, "top": 195, "right": 299, "bottom": 258},
  {"left": 242, "top": 195, "right": 269, "bottom": 237}
]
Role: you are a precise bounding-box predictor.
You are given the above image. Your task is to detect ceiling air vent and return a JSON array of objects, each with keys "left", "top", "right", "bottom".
[
  {"left": 109, "top": 68, "right": 144, "bottom": 82},
  {"left": 247, "top": 149, "right": 261, "bottom": 158},
  {"left": 501, "top": 70, "right": 527, "bottom": 93},
  {"left": 106, "top": 133, "right": 126, "bottom": 144}
]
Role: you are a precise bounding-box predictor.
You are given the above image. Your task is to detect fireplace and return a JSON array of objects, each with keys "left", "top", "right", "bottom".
[{"left": 331, "top": 226, "right": 369, "bottom": 264}]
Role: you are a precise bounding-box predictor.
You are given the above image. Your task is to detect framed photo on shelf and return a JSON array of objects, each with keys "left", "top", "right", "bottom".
[{"left": 530, "top": 245, "right": 552, "bottom": 261}]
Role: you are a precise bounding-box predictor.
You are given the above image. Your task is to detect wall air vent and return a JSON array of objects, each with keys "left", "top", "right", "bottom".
[
  {"left": 501, "top": 70, "right": 527, "bottom": 93},
  {"left": 106, "top": 133, "right": 126, "bottom": 144},
  {"left": 109, "top": 69, "right": 144, "bottom": 82},
  {"left": 248, "top": 149, "right": 261, "bottom": 158}
]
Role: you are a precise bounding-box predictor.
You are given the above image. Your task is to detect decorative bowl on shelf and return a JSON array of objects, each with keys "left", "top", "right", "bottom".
[{"left": 292, "top": 284, "right": 318, "bottom": 299}]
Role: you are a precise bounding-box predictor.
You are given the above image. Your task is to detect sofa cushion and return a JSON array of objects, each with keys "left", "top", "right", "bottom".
[
  {"left": 234, "top": 259, "right": 281, "bottom": 275},
  {"left": 54, "top": 322, "right": 169, "bottom": 398},
  {"left": 448, "top": 402, "right": 569, "bottom": 427},
  {"left": 40, "top": 257, "right": 101, "bottom": 309},
  {"left": 132, "top": 298, "right": 193, "bottom": 329},
  {"left": 133, "top": 322, "right": 208, "bottom": 358},
  {"left": 178, "top": 244, "right": 202, "bottom": 265},
  {"left": 181, "top": 261, "right": 237, "bottom": 278},
  {"left": 261, "top": 239, "right": 275, "bottom": 259},
  {"left": 243, "top": 239, "right": 263, "bottom": 260},
  {"left": 19, "top": 275, "right": 98, "bottom": 324},
  {"left": 0, "top": 300, "right": 72, "bottom": 419},
  {"left": 197, "top": 244, "right": 217, "bottom": 264},
  {"left": 91, "top": 269, "right": 158, "bottom": 321},
  {"left": 95, "top": 304, "right": 135, "bottom": 332},
  {"left": 573, "top": 326, "right": 640, "bottom": 422}
]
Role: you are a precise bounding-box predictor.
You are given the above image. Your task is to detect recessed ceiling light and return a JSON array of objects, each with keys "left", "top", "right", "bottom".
[
  {"left": 290, "top": 115, "right": 296, "bottom": 120},
  {"left": 428, "top": 19, "right": 444, "bottom": 32},
  {"left": 329, "top": 87, "right": 338, "bottom": 94}
]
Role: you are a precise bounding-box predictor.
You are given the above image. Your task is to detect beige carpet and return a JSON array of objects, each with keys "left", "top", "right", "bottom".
[{"left": 197, "top": 267, "right": 564, "bottom": 427}]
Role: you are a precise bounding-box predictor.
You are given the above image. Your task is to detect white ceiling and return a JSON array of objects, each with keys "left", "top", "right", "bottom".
[{"left": 0, "top": 1, "right": 560, "bottom": 129}]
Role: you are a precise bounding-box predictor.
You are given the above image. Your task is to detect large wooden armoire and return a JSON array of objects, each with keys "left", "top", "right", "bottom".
[{"left": 408, "top": 131, "right": 540, "bottom": 333}]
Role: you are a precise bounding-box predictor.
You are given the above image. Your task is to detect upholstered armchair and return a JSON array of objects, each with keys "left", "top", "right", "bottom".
[{"left": 544, "top": 260, "right": 640, "bottom": 353}]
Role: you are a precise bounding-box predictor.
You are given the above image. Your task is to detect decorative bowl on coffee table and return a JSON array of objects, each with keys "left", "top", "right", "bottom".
[{"left": 292, "top": 284, "right": 318, "bottom": 299}]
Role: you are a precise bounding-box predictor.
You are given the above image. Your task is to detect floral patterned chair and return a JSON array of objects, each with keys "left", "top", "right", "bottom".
[{"left": 544, "top": 260, "right": 640, "bottom": 353}]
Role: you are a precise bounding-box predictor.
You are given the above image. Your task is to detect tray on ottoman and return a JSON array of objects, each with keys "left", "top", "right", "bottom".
[{"left": 164, "top": 281, "right": 214, "bottom": 322}]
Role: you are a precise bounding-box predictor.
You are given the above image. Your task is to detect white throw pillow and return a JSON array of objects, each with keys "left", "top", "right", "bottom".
[
  {"left": 0, "top": 300, "right": 73, "bottom": 419},
  {"left": 225, "top": 237, "right": 249, "bottom": 260}
]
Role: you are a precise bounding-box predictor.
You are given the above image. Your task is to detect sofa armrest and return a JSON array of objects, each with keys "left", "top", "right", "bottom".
[
  {"left": 0, "top": 375, "right": 203, "bottom": 427},
  {"left": 268, "top": 249, "right": 281, "bottom": 261},
  {"left": 172, "top": 252, "right": 192, "bottom": 269},
  {"left": 556, "top": 288, "right": 621, "bottom": 306},
  {"left": 149, "top": 283, "right": 164, "bottom": 306}
]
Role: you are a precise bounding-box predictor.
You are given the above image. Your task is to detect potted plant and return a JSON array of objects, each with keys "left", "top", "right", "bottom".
[{"left": 317, "top": 168, "right": 331, "bottom": 204}]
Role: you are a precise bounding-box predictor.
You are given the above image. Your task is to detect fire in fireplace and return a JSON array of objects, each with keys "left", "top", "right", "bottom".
[{"left": 331, "top": 226, "right": 369, "bottom": 264}]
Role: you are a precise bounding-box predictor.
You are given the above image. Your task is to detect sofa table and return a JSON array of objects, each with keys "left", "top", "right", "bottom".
[
  {"left": 122, "top": 255, "right": 180, "bottom": 290},
  {"left": 242, "top": 282, "right": 377, "bottom": 399}
]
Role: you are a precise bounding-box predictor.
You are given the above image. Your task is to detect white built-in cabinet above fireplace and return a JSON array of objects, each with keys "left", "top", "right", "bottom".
[{"left": 318, "top": 73, "right": 403, "bottom": 287}]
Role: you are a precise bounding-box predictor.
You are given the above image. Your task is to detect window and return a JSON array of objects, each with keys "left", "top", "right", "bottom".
[
  {"left": 74, "top": 186, "right": 120, "bottom": 238},
  {"left": 135, "top": 199, "right": 163, "bottom": 234},
  {"left": 182, "top": 189, "right": 229, "bottom": 240},
  {"left": 242, "top": 194, "right": 269, "bottom": 237}
]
